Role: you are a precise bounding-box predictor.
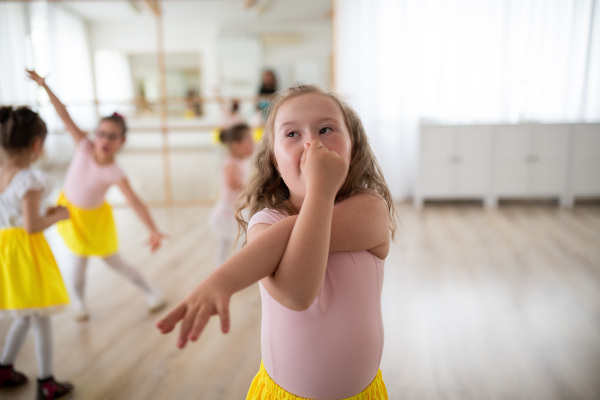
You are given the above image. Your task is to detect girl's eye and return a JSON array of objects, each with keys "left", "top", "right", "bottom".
[
  {"left": 319, "top": 127, "right": 333, "bottom": 134},
  {"left": 286, "top": 131, "right": 299, "bottom": 137}
]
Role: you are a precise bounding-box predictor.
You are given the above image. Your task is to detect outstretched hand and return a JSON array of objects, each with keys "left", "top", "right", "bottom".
[
  {"left": 156, "top": 274, "right": 232, "bottom": 349},
  {"left": 25, "top": 69, "right": 45, "bottom": 86},
  {"left": 147, "top": 231, "right": 167, "bottom": 252}
]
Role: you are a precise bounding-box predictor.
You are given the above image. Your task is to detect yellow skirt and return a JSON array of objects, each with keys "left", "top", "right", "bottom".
[
  {"left": 56, "top": 192, "right": 118, "bottom": 257},
  {"left": 0, "top": 228, "right": 69, "bottom": 316},
  {"left": 246, "top": 362, "right": 388, "bottom": 400}
]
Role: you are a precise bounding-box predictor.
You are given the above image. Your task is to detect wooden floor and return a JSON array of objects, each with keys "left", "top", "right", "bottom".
[{"left": 1, "top": 202, "right": 599, "bottom": 400}]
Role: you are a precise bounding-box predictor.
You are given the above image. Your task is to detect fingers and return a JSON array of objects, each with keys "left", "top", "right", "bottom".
[
  {"left": 216, "top": 297, "right": 231, "bottom": 334},
  {"left": 156, "top": 304, "right": 187, "bottom": 334},
  {"left": 188, "top": 307, "right": 211, "bottom": 342},
  {"left": 177, "top": 307, "right": 198, "bottom": 348}
]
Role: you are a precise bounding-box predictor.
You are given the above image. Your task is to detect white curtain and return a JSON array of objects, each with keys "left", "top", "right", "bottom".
[
  {"left": 0, "top": 2, "right": 35, "bottom": 105},
  {"left": 335, "top": 0, "right": 600, "bottom": 200}
]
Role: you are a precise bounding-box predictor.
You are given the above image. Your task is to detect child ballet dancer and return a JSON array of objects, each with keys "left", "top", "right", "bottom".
[
  {"left": 26, "top": 70, "right": 166, "bottom": 322},
  {"left": 209, "top": 123, "right": 254, "bottom": 266},
  {"left": 157, "top": 84, "right": 396, "bottom": 400},
  {"left": 0, "top": 107, "right": 74, "bottom": 399}
]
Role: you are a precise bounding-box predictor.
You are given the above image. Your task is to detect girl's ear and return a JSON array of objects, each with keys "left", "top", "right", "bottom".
[{"left": 31, "top": 137, "right": 43, "bottom": 153}]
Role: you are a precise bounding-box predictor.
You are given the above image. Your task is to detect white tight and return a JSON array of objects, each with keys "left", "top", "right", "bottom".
[
  {"left": 0, "top": 315, "right": 53, "bottom": 379},
  {"left": 70, "top": 253, "right": 156, "bottom": 309}
]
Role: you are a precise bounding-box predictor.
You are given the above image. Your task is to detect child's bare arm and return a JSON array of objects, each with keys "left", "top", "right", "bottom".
[
  {"left": 247, "top": 192, "right": 390, "bottom": 311},
  {"left": 117, "top": 178, "right": 165, "bottom": 252},
  {"left": 329, "top": 192, "right": 390, "bottom": 258},
  {"left": 22, "top": 190, "right": 69, "bottom": 233},
  {"left": 258, "top": 140, "right": 347, "bottom": 311},
  {"left": 156, "top": 215, "right": 298, "bottom": 348},
  {"left": 25, "top": 69, "right": 87, "bottom": 144}
]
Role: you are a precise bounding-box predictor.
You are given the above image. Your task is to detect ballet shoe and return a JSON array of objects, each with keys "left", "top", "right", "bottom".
[
  {"left": 36, "top": 376, "right": 74, "bottom": 400},
  {"left": 0, "top": 364, "right": 28, "bottom": 388}
]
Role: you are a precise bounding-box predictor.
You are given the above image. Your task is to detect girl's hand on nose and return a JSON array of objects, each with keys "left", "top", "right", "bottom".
[{"left": 300, "top": 139, "right": 348, "bottom": 198}]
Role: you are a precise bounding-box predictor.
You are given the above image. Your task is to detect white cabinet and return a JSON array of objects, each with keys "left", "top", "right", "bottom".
[
  {"left": 415, "top": 122, "right": 598, "bottom": 208},
  {"left": 416, "top": 125, "right": 493, "bottom": 207},
  {"left": 493, "top": 124, "right": 570, "bottom": 205},
  {"left": 567, "top": 123, "right": 600, "bottom": 204}
]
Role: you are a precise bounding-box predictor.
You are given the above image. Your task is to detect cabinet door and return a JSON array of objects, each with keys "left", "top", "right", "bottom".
[
  {"left": 530, "top": 125, "right": 569, "bottom": 195},
  {"left": 420, "top": 126, "right": 455, "bottom": 196},
  {"left": 494, "top": 125, "right": 532, "bottom": 195},
  {"left": 455, "top": 126, "right": 492, "bottom": 196},
  {"left": 571, "top": 124, "right": 600, "bottom": 195}
]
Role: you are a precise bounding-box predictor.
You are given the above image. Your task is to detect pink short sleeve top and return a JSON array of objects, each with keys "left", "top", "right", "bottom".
[
  {"left": 63, "top": 138, "right": 125, "bottom": 209},
  {"left": 248, "top": 208, "right": 385, "bottom": 399}
]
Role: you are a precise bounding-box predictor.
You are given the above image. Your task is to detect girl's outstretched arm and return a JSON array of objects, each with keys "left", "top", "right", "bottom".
[
  {"left": 117, "top": 178, "right": 166, "bottom": 252},
  {"left": 22, "top": 190, "right": 69, "bottom": 233},
  {"left": 25, "top": 69, "right": 86, "bottom": 143},
  {"left": 156, "top": 215, "right": 298, "bottom": 348}
]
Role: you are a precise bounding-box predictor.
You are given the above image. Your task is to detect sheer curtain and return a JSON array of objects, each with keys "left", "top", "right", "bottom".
[
  {"left": 0, "top": 2, "right": 97, "bottom": 165},
  {"left": 335, "top": 0, "right": 600, "bottom": 200},
  {"left": 0, "top": 2, "right": 35, "bottom": 105}
]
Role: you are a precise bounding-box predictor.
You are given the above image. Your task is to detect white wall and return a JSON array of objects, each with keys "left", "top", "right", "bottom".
[
  {"left": 88, "top": 18, "right": 332, "bottom": 104},
  {"left": 89, "top": 18, "right": 220, "bottom": 102}
]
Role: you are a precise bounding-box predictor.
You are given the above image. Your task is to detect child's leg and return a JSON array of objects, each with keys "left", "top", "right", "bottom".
[
  {"left": 30, "top": 315, "right": 74, "bottom": 399},
  {"left": 0, "top": 317, "right": 30, "bottom": 365},
  {"left": 70, "top": 255, "right": 90, "bottom": 320},
  {"left": 215, "top": 238, "right": 233, "bottom": 267},
  {"left": 30, "top": 315, "right": 52, "bottom": 379},
  {"left": 0, "top": 317, "right": 30, "bottom": 387},
  {"left": 102, "top": 253, "right": 165, "bottom": 312}
]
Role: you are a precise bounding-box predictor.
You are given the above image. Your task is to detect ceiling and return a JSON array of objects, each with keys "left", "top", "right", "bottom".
[{"left": 59, "top": 0, "right": 332, "bottom": 24}]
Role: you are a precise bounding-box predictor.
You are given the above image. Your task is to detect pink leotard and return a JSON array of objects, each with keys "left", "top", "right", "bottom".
[
  {"left": 248, "top": 208, "right": 385, "bottom": 399},
  {"left": 63, "top": 138, "right": 125, "bottom": 209}
]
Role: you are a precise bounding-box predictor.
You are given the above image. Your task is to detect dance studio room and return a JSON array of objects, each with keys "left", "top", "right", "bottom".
[{"left": 1, "top": 0, "right": 599, "bottom": 399}]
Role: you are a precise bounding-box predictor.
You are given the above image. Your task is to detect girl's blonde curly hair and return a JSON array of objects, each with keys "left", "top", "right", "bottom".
[{"left": 235, "top": 84, "right": 397, "bottom": 240}]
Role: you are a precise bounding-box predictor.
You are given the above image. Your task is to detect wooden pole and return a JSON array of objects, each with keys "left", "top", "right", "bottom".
[{"left": 154, "top": 0, "right": 173, "bottom": 204}]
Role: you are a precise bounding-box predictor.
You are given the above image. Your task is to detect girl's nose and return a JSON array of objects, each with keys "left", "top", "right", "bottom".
[{"left": 303, "top": 132, "right": 320, "bottom": 145}]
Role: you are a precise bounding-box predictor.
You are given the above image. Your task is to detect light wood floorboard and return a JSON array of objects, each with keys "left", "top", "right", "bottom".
[{"left": 1, "top": 203, "right": 599, "bottom": 399}]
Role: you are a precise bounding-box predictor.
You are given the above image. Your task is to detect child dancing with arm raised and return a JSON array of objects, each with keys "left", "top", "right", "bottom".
[{"left": 26, "top": 70, "right": 166, "bottom": 322}]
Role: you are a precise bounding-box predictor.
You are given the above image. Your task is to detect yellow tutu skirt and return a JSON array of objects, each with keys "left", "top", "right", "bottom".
[
  {"left": 246, "top": 361, "right": 388, "bottom": 400},
  {"left": 0, "top": 228, "right": 69, "bottom": 317},
  {"left": 56, "top": 192, "right": 118, "bottom": 257}
]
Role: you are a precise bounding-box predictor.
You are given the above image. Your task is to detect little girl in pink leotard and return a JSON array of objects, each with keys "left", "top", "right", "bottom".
[{"left": 158, "top": 84, "right": 397, "bottom": 400}]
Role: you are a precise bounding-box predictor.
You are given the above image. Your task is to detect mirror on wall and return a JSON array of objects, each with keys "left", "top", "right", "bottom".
[{"left": 0, "top": 0, "right": 332, "bottom": 204}]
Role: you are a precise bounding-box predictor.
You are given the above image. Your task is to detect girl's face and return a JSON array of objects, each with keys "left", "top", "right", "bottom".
[
  {"left": 273, "top": 93, "right": 352, "bottom": 206},
  {"left": 231, "top": 130, "right": 254, "bottom": 159},
  {"left": 94, "top": 120, "right": 125, "bottom": 161}
]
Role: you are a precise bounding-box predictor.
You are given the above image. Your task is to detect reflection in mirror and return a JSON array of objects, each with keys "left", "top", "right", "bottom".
[{"left": 0, "top": 0, "right": 332, "bottom": 204}]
